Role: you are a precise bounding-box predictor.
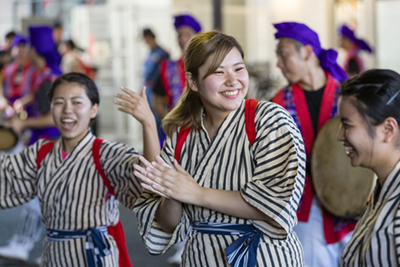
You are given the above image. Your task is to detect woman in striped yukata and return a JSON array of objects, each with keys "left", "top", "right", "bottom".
[
  {"left": 133, "top": 31, "right": 306, "bottom": 266},
  {"left": 0, "top": 72, "right": 143, "bottom": 266},
  {"left": 339, "top": 69, "right": 400, "bottom": 266}
]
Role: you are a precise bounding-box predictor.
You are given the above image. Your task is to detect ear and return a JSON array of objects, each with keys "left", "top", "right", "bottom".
[
  {"left": 90, "top": 103, "right": 99, "bottom": 119},
  {"left": 382, "top": 117, "right": 398, "bottom": 143},
  {"left": 302, "top": 45, "right": 314, "bottom": 61},
  {"left": 185, "top": 72, "right": 198, "bottom": 92}
]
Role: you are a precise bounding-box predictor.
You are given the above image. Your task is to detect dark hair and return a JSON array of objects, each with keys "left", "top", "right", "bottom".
[
  {"left": 5, "top": 31, "right": 16, "bottom": 40},
  {"left": 65, "top": 40, "right": 75, "bottom": 50},
  {"left": 339, "top": 69, "right": 400, "bottom": 137},
  {"left": 143, "top": 28, "right": 155, "bottom": 39},
  {"left": 53, "top": 21, "right": 63, "bottom": 29},
  {"left": 48, "top": 72, "right": 99, "bottom": 106}
]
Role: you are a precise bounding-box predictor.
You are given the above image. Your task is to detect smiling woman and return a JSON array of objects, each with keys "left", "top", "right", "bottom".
[
  {"left": 133, "top": 31, "right": 307, "bottom": 266},
  {"left": 338, "top": 69, "right": 400, "bottom": 267},
  {"left": 0, "top": 72, "right": 143, "bottom": 267}
]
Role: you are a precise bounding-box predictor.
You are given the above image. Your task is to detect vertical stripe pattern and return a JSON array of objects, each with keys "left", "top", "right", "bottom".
[
  {"left": 134, "top": 101, "right": 306, "bottom": 266},
  {"left": 341, "top": 161, "right": 400, "bottom": 266},
  {"left": 0, "top": 131, "right": 141, "bottom": 266}
]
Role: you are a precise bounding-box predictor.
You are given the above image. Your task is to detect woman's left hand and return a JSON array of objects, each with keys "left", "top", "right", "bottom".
[
  {"left": 133, "top": 155, "right": 204, "bottom": 205},
  {"left": 114, "top": 86, "right": 154, "bottom": 126}
]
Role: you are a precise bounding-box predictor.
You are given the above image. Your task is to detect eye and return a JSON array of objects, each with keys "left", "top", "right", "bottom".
[
  {"left": 235, "top": 67, "right": 244, "bottom": 72},
  {"left": 214, "top": 70, "right": 223, "bottom": 74},
  {"left": 53, "top": 101, "right": 63, "bottom": 105},
  {"left": 73, "top": 101, "right": 82, "bottom": 105}
]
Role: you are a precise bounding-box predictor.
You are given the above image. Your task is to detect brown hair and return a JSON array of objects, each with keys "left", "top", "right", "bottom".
[{"left": 162, "top": 30, "right": 244, "bottom": 137}]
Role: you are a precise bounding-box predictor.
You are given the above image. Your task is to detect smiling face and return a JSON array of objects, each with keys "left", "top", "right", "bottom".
[
  {"left": 51, "top": 82, "right": 98, "bottom": 148},
  {"left": 189, "top": 47, "right": 248, "bottom": 118},
  {"left": 337, "top": 96, "right": 378, "bottom": 168},
  {"left": 276, "top": 38, "right": 308, "bottom": 84}
]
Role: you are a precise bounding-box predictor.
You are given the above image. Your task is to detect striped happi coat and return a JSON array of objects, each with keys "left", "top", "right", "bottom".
[
  {"left": 0, "top": 131, "right": 141, "bottom": 266},
  {"left": 134, "top": 100, "right": 306, "bottom": 266},
  {"left": 341, "top": 161, "right": 400, "bottom": 267}
]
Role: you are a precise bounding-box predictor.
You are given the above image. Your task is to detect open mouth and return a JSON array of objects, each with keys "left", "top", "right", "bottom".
[
  {"left": 344, "top": 146, "right": 354, "bottom": 156},
  {"left": 61, "top": 118, "right": 76, "bottom": 130},
  {"left": 221, "top": 90, "right": 239, "bottom": 96}
]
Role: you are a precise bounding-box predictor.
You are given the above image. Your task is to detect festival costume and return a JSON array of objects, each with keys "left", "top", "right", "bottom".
[{"left": 135, "top": 100, "right": 306, "bottom": 266}]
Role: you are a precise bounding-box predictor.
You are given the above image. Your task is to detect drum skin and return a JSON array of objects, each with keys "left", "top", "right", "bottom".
[
  {"left": 311, "top": 117, "right": 376, "bottom": 218},
  {"left": 0, "top": 126, "right": 18, "bottom": 151}
]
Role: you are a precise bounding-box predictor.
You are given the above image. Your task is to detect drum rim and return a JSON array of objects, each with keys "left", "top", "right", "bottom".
[{"left": 0, "top": 125, "right": 19, "bottom": 151}]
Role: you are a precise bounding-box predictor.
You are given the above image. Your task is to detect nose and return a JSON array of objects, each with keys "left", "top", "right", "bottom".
[
  {"left": 276, "top": 57, "right": 283, "bottom": 70},
  {"left": 62, "top": 101, "right": 72, "bottom": 113},
  {"left": 226, "top": 72, "right": 238, "bottom": 87},
  {"left": 337, "top": 123, "right": 345, "bottom": 142}
]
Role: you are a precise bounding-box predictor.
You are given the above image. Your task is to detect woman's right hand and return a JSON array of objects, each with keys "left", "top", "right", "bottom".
[{"left": 114, "top": 86, "right": 155, "bottom": 126}]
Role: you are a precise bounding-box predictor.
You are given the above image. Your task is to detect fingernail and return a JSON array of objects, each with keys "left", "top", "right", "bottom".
[
  {"left": 146, "top": 167, "right": 152, "bottom": 172},
  {"left": 152, "top": 162, "right": 157, "bottom": 166}
]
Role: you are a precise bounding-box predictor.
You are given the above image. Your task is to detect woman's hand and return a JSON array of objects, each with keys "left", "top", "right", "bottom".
[
  {"left": 134, "top": 155, "right": 204, "bottom": 205},
  {"left": 114, "top": 86, "right": 154, "bottom": 126}
]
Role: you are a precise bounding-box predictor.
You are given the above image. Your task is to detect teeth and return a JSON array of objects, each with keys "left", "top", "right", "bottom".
[
  {"left": 222, "top": 90, "right": 238, "bottom": 96},
  {"left": 62, "top": 119, "right": 75, "bottom": 123},
  {"left": 344, "top": 146, "right": 354, "bottom": 155}
]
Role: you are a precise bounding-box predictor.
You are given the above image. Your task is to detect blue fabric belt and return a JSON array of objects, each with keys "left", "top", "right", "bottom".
[
  {"left": 192, "top": 222, "right": 262, "bottom": 267},
  {"left": 47, "top": 227, "right": 111, "bottom": 267}
]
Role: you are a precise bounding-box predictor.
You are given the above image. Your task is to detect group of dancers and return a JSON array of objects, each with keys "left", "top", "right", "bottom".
[{"left": 0, "top": 11, "right": 398, "bottom": 267}]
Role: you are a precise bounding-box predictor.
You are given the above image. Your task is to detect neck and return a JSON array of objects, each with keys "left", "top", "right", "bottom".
[
  {"left": 203, "top": 108, "right": 230, "bottom": 141},
  {"left": 149, "top": 42, "right": 157, "bottom": 49},
  {"left": 373, "top": 151, "right": 400, "bottom": 187},
  {"left": 61, "top": 130, "right": 89, "bottom": 153},
  {"left": 298, "top": 67, "right": 326, "bottom": 91}
]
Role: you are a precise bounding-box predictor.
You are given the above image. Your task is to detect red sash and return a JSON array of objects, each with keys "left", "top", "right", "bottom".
[
  {"left": 273, "top": 73, "right": 356, "bottom": 244},
  {"left": 37, "top": 139, "right": 133, "bottom": 267}
]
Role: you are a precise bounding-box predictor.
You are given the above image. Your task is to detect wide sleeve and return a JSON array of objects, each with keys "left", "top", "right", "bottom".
[
  {"left": 100, "top": 141, "right": 142, "bottom": 209},
  {"left": 240, "top": 102, "right": 306, "bottom": 239},
  {"left": 133, "top": 132, "right": 190, "bottom": 255},
  {"left": 0, "top": 140, "right": 44, "bottom": 209}
]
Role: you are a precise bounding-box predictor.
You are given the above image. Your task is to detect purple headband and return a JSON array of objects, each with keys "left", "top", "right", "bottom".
[
  {"left": 174, "top": 14, "right": 202, "bottom": 33},
  {"left": 339, "top": 25, "right": 373, "bottom": 53},
  {"left": 274, "top": 22, "right": 348, "bottom": 81},
  {"left": 29, "top": 25, "right": 62, "bottom": 75},
  {"left": 11, "top": 34, "right": 28, "bottom": 47}
]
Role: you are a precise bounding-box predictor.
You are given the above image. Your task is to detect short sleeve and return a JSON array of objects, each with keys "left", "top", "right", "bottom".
[
  {"left": 100, "top": 141, "right": 142, "bottom": 209},
  {"left": 0, "top": 140, "right": 45, "bottom": 209},
  {"left": 240, "top": 102, "right": 306, "bottom": 238},
  {"left": 133, "top": 131, "right": 190, "bottom": 254}
]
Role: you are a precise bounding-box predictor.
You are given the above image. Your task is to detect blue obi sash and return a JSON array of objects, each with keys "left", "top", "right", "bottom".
[
  {"left": 192, "top": 222, "right": 262, "bottom": 267},
  {"left": 47, "top": 227, "right": 111, "bottom": 267}
]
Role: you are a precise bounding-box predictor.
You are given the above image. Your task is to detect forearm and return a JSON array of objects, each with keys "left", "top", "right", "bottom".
[
  {"left": 196, "top": 188, "right": 272, "bottom": 221},
  {"left": 142, "top": 117, "right": 160, "bottom": 162},
  {"left": 155, "top": 198, "right": 183, "bottom": 233},
  {"left": 23, "top": 114, "right": 55, "bottom": 129}
]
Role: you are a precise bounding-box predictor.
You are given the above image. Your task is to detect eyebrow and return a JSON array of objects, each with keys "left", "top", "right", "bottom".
[
  {"left": 53, "top": 96, "right": 84, "bottom": 100},
  {"left": 340, "top": 117, "right": 351, "bottom": 123}
]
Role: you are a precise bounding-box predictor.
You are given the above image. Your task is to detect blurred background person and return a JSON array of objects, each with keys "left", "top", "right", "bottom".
[
  {"left": 339, "top": 25, "right": 373, "bottom": 78},
  {"left": 142, "top": 28, "right": 169, "bottom": 148},
  {"left": 0, "top": 25, "right": 61, "bottom": 265},
  {"left": 152, "top": 14, "right": 201, "bottom": 148}
]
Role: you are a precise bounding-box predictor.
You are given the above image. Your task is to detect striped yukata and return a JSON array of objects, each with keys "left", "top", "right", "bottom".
[
  {"left": 0, "top": 132, "right": 141, "bottom": 266},
  {"left": 341, "top": 161, "right": 400, "bottom": 267},
  {"left": 134, "top": 100, "right": 306, "bottom": 266}
]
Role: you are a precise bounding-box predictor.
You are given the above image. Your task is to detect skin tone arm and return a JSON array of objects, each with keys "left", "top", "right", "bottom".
[
  {"left": 133, "top": 155, "right": 273, "bottom": 233},
  {"left": 9, "top": 113, "right": 55, "bottom": 135},
  {"left": 114, "top": 87, "right": 160, "bottom": 161}
]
